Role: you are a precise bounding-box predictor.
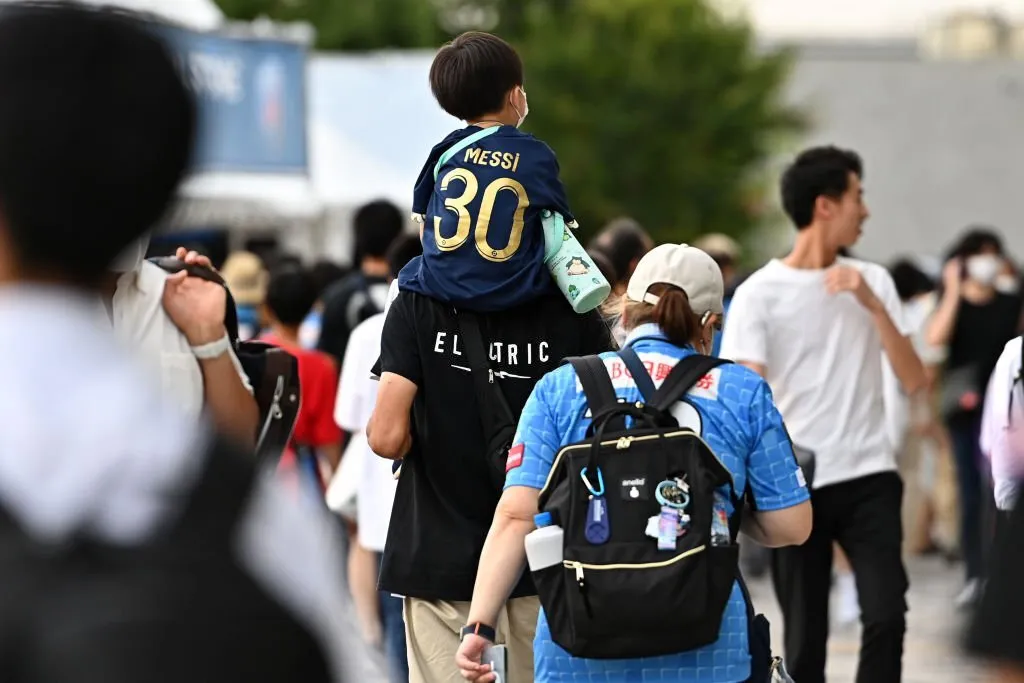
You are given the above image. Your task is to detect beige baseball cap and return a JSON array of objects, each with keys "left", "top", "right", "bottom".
[
  {"left": 625, "top": 243, "right": 724, "bottom": 315},
  {"left": 221, "top": 251, "right": 268, "bottom": 306}
]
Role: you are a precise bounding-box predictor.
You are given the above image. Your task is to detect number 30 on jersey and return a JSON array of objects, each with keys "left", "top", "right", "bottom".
[{"left": 434, "top": 168, "right": 530, "bottom": 263}]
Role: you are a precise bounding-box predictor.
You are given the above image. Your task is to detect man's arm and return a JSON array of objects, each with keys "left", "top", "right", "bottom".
[
  {"left": 826, "top": 266, "right": 926, "bottom": 395},
  {"left": 718, "top": 283, "right": 768, "bottom": 378},
  {"left": 366, "top": 372, "right": 416, "bottom": 460},
  {"left": 162, "top": 270, "right": 258, "bottom": 447},
  {"left": 199, "top": 351, "right": 258, "bottom": 448},
  {"left": 926, "top": 259, "right": 962, "bottom": 348}
]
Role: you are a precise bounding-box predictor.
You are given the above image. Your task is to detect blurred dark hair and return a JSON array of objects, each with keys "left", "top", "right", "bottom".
[
  {"left": 354, "top": 200, "right": 404, "bottom": 263},
  {"left": 889, "top": 259, "right": 935, "bottom": 301},
  {"left": 386, "top": 234, "right": 424, "bottom": 279},
  {"left": 946, "top": 226, "right": 1004, "bottom": 261},
  {"left": 265, "top": 267, "right": 318, "bottom": 327},
  {"left": 622, "top": 285, "right": 699, "bottom": 347},
  {"left": 781, "top": 146, "right": 863, "bottom": 230},
  {"left": 0, "top": 3, "right": 194, "bottom": 286},
  {"left": 429, "top": 31, "right": 523, "bottom": 121},
  {"left": 587, "top": 248, "right": 618, "bottom": 285},
  {"left": 309, "top": 260, "right": 349, "bottom": 297},
  {"left": 589, "top": 217, "right": 653, "bottom": 285}
]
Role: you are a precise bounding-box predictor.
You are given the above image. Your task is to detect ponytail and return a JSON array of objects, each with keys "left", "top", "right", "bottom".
[{"left": 621, "top": 284, "right": 701, "bottom": 347}]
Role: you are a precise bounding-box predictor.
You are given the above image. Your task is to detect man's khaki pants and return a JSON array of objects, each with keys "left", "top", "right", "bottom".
[{"left": 403, "top": 596, "right": 539, "bottom": 683}]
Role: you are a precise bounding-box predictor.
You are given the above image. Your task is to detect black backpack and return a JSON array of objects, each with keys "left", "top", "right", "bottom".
[
  {"left": 149, "top": 257, "right": 300, "bottom": 466},
  {"left": 533, "top": 349, "right": 741, "bottom": 660}
]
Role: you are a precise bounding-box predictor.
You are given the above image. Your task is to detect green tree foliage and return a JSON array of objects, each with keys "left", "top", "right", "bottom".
[
  {"left": 510, "top": 0, "right": 803, "bottom": 243},
  {"left": 214, "top": 0, "right": 803, "bottom": 243}
]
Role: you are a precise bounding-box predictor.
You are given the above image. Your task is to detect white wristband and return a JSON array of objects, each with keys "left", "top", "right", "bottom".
[{"left": 191, "top": 334, "right": 231, "bottom": 360}]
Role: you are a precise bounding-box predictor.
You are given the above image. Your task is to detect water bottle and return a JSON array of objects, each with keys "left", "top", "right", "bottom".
[
  {"left": 542, "top": 210, "right": 611, "bottom": 314},
  {"left": 710, "top": 493, "right": 731, "bottom": 547},
  {"left": 525, "top": 512, "right": 564, "bottom": 571}
]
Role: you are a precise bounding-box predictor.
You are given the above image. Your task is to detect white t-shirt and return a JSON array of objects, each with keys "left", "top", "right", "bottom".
[
  {"left": 981, "top": 336, "right": 1024, "bottom": 511},
  {"left": 720, "top": 257, "right": 910, "bottom": 489},
  {"left": 333, "top": 312, "right": 395, "bottom": 552}
]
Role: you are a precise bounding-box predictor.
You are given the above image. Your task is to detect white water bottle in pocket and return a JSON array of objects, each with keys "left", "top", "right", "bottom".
[{"left": 525, "top": 512, "right": 564, "bottom": 571}]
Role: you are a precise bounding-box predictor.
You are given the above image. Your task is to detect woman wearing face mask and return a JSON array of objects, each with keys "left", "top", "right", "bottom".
[{"left": 926, "top": 227, "right": 1024, "bottom": 608}]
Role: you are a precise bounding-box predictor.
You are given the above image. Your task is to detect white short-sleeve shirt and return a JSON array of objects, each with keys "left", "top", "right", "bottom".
[
  {"left": 981, "top": 336, "right": 1024, "bottom": 511},
  {"left": 109, "top": 261, "right": 251, "bottom": 419},
  {"left": 333, "top": 312, "right": 396, "bottom": 552},
  {"left": 720, "top": 257, "right": 911, "bottom": 488}
]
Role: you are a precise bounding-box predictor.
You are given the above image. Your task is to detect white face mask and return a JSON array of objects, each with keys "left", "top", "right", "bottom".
[
  {"left": 110, "top": 235, "right": 151, "bottom": 274},
  {"left": 966, "top": 254, "right": 1002, "bottom": 286},
  {"left": 512, "top": 86, "right": 529, "bottom": 128}
]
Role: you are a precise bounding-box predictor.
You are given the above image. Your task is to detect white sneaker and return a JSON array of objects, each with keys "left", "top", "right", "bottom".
[
  {"left": 955, "top": 579, "right": 982, "bottom": 609},
  {"left": 835, "top": 572, "right": 859, "bottom": 625}
]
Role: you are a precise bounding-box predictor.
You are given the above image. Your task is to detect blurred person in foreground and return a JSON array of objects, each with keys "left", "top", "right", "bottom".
[
  {"left": 221, "top": 250, "right": 269, "bottom": 341},
  {"left": 0, "top": 5, "right": 353, "bottom": 682},
  {"left": 721, "top": 146, "right": 925, "bottom": 683},
  {"left": 261, "top": 267, "right": 343, "bottom": 494},
  {"left": 588, "top": 216, "right": 654, "bottom": 295},
  {"left": 331, "top": 234, "right": 423, "bottom": 683},
  {"left": 926, "top": 227, "right": 1023, "bottom": 607},
  {"left": 318, "top": 200, "right": 404, "bottom": 365},
  {"left": 980, "top": 335, "right": 1024, "bottom": 515}
]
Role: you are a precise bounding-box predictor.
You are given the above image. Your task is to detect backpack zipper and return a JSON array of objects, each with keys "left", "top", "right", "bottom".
[
  {"left": 566, "top": 544, "right": 707, "bottom": 618},
  {"left": 564, "top": 543, "right": 706, "bottom": 576}
]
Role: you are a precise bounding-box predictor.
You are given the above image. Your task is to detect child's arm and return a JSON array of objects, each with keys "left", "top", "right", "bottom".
[{"left": 531, "top": 141, "right": 578, "bottom": 228}]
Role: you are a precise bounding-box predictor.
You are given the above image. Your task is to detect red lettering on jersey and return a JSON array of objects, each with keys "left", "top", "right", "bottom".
[
  {"left": 506, "top": 444, "right": 525, "bottom": 472},
  {"left": 695, "top": 373, "right": 714, "bottom": 391},
  {"left": 610, "top": 361, "right": 623, "bottom": 380},
  {"left": 654, "top": 363, "right": 671, "bottom": 381}
]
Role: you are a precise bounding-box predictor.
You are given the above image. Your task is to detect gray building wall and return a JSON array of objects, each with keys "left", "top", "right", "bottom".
[{"left": 778, "top": 43, "right": 1024, "bottom": 265}]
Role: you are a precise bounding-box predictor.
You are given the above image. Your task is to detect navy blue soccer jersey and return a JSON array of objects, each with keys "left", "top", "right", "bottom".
[{"left": 398, "top": 125, "right": 575, "bottom": 312}]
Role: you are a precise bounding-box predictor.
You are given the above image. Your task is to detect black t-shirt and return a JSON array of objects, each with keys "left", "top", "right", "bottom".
[
  {"left": 947, "top": 292, "right": 1022, "bottom": 422},
  {"left": 316, "top": 271, "right": 390, "bottom": 364},
  {"left": 967, "top": 501, "right": 1024, "bottom": 664},
  {"left": 377, "top": 291, "right": 613, "bottom": 601}
]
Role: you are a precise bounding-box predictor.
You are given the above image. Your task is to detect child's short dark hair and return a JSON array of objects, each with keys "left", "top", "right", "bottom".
[
  {"left": 429, "top": 31, "right": 523, "bottom": 121},
  {"left": 265, "top": 267, "right": 318, "bottom": 327}
]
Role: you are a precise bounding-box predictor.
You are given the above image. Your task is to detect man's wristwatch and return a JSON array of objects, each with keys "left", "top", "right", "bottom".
[
  {"left": 190, "top": 333, "right": 231, "bottom": 360},
  {"left": 459, "top": 622, "right": 496, "bottom": 643}
]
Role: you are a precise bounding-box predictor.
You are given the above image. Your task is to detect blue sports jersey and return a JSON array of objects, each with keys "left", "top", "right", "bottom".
[
  {"left": 398, "top": 125, "right": 575, "bottom": 311},
  {"left": 505, "top": 323, "right": 810, "bottom": 683}
]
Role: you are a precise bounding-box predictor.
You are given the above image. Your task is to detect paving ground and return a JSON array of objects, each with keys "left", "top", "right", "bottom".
[
  {"left": 746, "top": 555, "right": 986, "bottom": 682},
  {"left": 345, "top": 554, "right": 987, "bottom": 682}
]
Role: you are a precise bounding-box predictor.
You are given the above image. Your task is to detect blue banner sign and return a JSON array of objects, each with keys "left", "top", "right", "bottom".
[{"left": 156, "top": 25, "right": 308, "bottom": 174}]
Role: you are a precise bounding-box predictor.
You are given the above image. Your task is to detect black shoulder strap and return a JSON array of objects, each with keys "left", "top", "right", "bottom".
[
  {"left": 566, "top": 356, "right": 620, "bottom": 417},
  {"left": 618, "top": 347, "right": 657, "bottom": 402},
  {"left": 651, "top": 354, "right": 730, "bottom": 412},
  {"left": 455, "top": 310, "right": 516, "bottom": 433}
]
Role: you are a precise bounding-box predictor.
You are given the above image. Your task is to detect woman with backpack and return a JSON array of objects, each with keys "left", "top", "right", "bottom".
[{"left": 455, "top": 244, "right": 812, "bottom": 683}]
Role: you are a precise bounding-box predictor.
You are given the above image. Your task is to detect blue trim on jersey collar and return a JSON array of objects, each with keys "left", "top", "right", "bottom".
[{"left": 623, "top": 323, "right": 697, "bottom": 352}]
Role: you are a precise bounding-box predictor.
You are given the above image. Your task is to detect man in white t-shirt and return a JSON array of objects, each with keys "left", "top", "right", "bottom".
[{"left": 720, "top": 146, "right": 926, "bottom": 683}]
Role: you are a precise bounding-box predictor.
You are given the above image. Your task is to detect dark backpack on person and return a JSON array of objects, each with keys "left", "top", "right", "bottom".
[
  {"left": 149, "top": 257, "right": 300, "bottom": 466},
  {"left": 533, "top": 349, "right": 741, "bottom": 660}
]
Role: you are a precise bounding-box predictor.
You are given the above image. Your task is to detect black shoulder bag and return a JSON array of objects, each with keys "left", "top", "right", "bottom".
[{"left": 455, "top": 310, "right": 518, "bottom": 492}]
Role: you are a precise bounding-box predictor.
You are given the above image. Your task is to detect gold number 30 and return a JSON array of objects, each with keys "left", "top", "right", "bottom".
[{"left": 433, "top": 169, "right": 530, "bottom": 263}]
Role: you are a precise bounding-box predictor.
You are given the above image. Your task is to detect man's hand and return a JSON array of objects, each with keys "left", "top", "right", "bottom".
[
  {"left": 162, "top": 270, "right": 227, "bottom": 345},
  {"left": 826, "top": 265, "right": 883, "bottom": 314},
  {"left": 455, "top": 634, "right": 496, "bottom": 683},
  {"left": 175, "top": 246, "right": 215, "bottom": 271}
]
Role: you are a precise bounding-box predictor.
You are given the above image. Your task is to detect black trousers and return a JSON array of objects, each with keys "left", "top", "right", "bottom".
[{"left": 772, "top": 471, "right": 908, "bottom": 683}]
